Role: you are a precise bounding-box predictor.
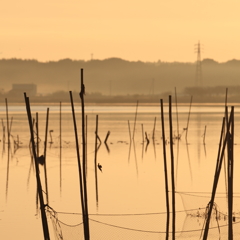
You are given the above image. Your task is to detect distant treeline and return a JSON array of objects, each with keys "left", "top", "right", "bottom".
[
  {"left": 1, "top": 57, "right": 240, "bottom": 101},
  {"left": 1, "top": 86, "right": 240, "bottom": 104}
]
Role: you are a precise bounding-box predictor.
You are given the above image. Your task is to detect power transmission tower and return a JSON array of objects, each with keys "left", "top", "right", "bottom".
[{"left": 195, "top": 41, "right": 203, "bottom": 86}]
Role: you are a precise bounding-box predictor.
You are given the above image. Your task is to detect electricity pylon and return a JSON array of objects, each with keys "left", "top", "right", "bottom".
[{"left": 195, "top": 41, "right": 203, "bottom": 86}]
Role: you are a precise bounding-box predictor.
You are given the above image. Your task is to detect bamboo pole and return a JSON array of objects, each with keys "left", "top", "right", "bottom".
[
  {"left": 128, "top": 120, "right": 132, "bottom": 144},
  {"left": 203, "top": 125, "right": 207, "bottom": 145},
  {"left": 128, "top": 120, "right": 132, "bottom": 162},
  {"left": 43, "top": 108, "right": 49, "bottom": 204},
  {"left": 152, "top": 117, "right": 156, "bottom": 141},
  {"left": 174, "top": 87, "right": 179, "bottom": 139},
  {"left": 132, "top": 100, "right": 139, "bottom": 142},
  {"left": 59, "top": 102, "right": 62, "bottom": 192},
  {"left": 169, "top": 95, "right": 175, "bottom": 240},
  {"left": 94, "top": 115, "right": 99, "bottom": 207},
  {"left": 228, "top": 106, "right": 234, "bottom": 240},
  {"left": 85, "top": 115, "right": 88, "bottom": 177},
  {"left": 24, "top": 93, "right": 50, "bottom": 240},
  {"left": 69, "top": 91, "right": 87, "bottom": 239},
  {"left": 79, "top": 69, "right": 90, "bottom": 240},
  {"left": 5, "top": 99, "right": 10, "bottom": 149},
  {"left": 160, "top": 99, "right": 170, "bottom": 240},
  {"left": 1, "top": 119, "right": 6, "bottom": 153},
  {"left": 104, "top": 131, "right": 110, "bottom": 144},
  {"left": 202, "top": 108, "right": 233, "bottom": 240},
  {"left": 185, "top": 95, "right": 193, "bottom": 142},
  {"left": 36, "top": 112, "right": 39, "bottom": 157}
]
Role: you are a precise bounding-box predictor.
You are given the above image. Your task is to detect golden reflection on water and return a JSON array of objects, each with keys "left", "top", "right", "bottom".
[{"left": 1, "top": 104, "right": 240, "bottom": 239}]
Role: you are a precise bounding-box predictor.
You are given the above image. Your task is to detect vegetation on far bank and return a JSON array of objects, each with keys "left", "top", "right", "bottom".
[{"left": 1, "top": 85, "right": 240, "bottom": 104}]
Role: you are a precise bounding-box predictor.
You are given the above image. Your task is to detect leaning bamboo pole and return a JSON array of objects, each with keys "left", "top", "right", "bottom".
[
  {"left": 69, "top": 91, "right": 87, "bottom": 239},
  {"left": 24, "top": 93, "right": 50, "bottom": 240},
  {"left": 202, "top": 107, "right": 234, "bottom": 240}
]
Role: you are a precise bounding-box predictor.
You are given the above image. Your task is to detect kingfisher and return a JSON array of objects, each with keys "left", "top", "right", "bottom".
[{"left": 98, "top": 163, "right": 102, "bottom": 172}]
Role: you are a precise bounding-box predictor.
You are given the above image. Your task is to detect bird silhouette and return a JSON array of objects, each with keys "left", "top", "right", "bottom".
[
  {"left": 98, "top": 163, "right": 102, "bottom": 172},
  {"left": 37, "top": 155, "right": 45, "bottom": 165}
]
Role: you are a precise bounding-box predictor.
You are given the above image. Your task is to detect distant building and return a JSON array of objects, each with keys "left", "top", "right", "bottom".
[{"left": 11, "top": 84, "right": 37, "bottom": 96}]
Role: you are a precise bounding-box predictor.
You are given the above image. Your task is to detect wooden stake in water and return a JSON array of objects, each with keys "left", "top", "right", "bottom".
[
  {"left": 85, "top": 115, "right": 88, "bottom": 177},
  {"left": 94, "top": 115, "right": 99, "bottom": 207},
  {"left": 132, "top": 100, "right": 139, "bottom": 142},
  {"left": 59, "top": 102, "right": 62, "bottom": 192},
  {"left": 169, "top": 95, "right": 175, "bottom": 239},
  {"left": 202, "top": 108, "right": 234, "bottom": 240},
  {"left": 174, "top": 87, "right": 179, "bottom": 139},
  {"left": 160, "top": 99, "right": 170, "bottom": 240},
  {"left": 185, "top": 95, "right": 193, "bottom": 142},
  {"left": 5, "top": 98, "right": 10, "bottom": 148},
  {"left": 203, "top": 125, "right": 207, "bottom": 145},
  {"left": 128, "top": 120, "right": 132, "bottom": 144},
  {"left": 69, "top": 91, "right": 87, "bottom": 238},
  {"left": 227, "top": 106, "right": 234, "bottom": 240},
  {"left": 24, "top": 93, "right": 50, "bottom": 240},
  {"left": 152, "top": 116, "right": 156, "bottom": 141},
  {"left": 43, "top": 108, "right": 49, "bottom": 204},
  {"left": 36, "top": 112, "right": 39, "bottom": 157},
  {"left": 79, "top": 69, "right": 90, "bottom": 240}
]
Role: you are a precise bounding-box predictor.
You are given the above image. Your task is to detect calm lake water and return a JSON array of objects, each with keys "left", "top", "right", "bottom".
[{"left": 1, "top": 102, "right": 240, "bottom": 239}]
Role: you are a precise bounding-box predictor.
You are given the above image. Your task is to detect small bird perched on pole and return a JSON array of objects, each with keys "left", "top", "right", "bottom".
[
  {"left": 37, "top": 155, "right": 45, "bottom": 166},
  {"left": 98, "top": 163, "right": 102, "bottom": 172}
]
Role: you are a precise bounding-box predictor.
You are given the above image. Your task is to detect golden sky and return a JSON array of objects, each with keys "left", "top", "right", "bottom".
[{"left": 1, "top": 0, "right": 240, "bottom": 62}]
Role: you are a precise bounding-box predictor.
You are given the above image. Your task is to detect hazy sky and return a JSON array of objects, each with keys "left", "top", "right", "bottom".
[{"left": 1, "top": 0, "right": 240, "bottom": 62}]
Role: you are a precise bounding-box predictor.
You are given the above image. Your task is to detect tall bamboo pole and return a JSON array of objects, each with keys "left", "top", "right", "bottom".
[
  {"left": 79, "top": 68, "right": 90, "bottom": 240},
  {"left": 160, "top": 99, "right": 170, "bottom": 240},
  {"left": 43, "top": 108, "right": 49, "bottom": 204},
  {"left": 69, "top": 91, "right": 87, "bottom": 239},
  {"left": 169, "top": 95, "right": 175, "bottom": 240},
  {"left": 24, "top": 93, "right": 50, "bottom": 240},
  {"left": 228, "top": 106, "right": 234, "bottom": 240},
  {"left": 202, "top": 108, "right": 233, "bottom": 240},
  {"left": 94, "top": 115, "right": 99, "bottom": 207}
]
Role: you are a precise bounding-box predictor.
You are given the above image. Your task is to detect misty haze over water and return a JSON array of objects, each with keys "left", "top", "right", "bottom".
[{"left": 1, "top": 58, "right": 240, "bottom": 103}]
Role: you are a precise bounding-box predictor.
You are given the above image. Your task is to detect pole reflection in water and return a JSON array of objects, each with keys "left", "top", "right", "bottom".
[{"left": 1, "top": 103, "right": 240, "bottom": 239}]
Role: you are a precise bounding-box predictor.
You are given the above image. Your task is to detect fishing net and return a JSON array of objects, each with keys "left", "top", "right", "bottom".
[
  {"left": 177, "top": 191, "right": 240, "bottom": 216},
  {"left": 47, "top": 204, "right": 240, "bottom": 240}
]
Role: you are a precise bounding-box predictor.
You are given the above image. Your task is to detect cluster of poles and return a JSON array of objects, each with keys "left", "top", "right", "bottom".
[
  {"left": 160, "top": 90, "right": 235, "bottom": 240},
  {"left": 22, "top": 67, "right": 235, "bottom": 240},
  {"left": 24, "top": 69, "right": 91, "bottom": 240}
]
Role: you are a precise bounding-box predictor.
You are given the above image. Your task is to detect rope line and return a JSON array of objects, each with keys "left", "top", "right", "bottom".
[{"left": 88, "top": 218, "right": 240, "bottom": 234}]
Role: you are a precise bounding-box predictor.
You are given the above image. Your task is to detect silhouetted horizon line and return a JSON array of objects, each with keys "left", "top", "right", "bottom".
[{"left": 1, "top": 57, "right": 240, "bottom": 64}]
